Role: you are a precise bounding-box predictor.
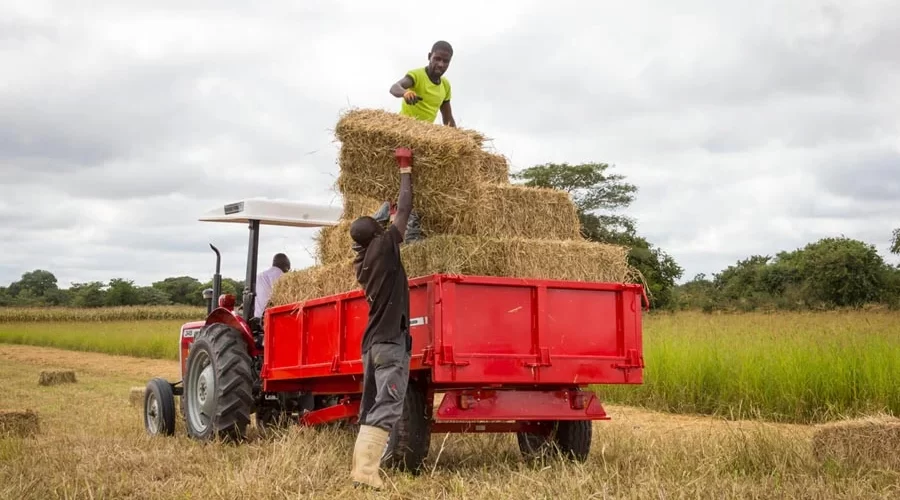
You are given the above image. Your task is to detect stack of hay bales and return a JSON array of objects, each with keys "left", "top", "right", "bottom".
[{"left": 270, "top": 109, "right": 632, "bottom": 306}]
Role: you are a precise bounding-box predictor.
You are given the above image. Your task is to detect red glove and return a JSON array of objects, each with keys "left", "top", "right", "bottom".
[{"left": 395, "top": 148, "right": 412, "bottom": 174}]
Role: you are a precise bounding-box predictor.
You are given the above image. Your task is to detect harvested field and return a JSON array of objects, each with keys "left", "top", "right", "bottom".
[
  {"left": 0, "top": 344, "right": 896, "bottom": 500},
  {"left": 38, "top": 370, "right": 76, "bottom": 386},
  {"left": 812, "top": 415, "right": 900, "bottom": 470},
  {"left": 0, "top": 409, "right": 39, "bottom": 437},
  {"left": 273, "top": 234, "right": 632, "bottom": 306}
]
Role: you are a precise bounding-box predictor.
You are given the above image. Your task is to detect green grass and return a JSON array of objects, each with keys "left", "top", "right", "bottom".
[
  {"left": 1, "top": 310, "right": 898, "bottom": 424},
  {"left": 601, "top": 310, "right": 900, "bottom": 423},
  {"left": 0, "top": 321, "right": 182, "bottom": 360}
]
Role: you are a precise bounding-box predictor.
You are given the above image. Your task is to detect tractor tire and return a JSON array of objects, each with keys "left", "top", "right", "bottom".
[
  {"left": 382, "top": 382, "right": 431, "bottom": 474},
  {"left": 183, "top": 323, "right": 254, "bottom": 442},
  {"left": 517, "top": 420, "right": 592, "bottom": 462},
  {"left": 144, "top": 377, "right": 176, "bottom": 436}
]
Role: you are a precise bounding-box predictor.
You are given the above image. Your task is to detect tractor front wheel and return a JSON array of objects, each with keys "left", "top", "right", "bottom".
[
  {"left": 183, "top": 323, "right": 254, "bottom": 442},
  {"left": 144, "top": 377, "right": 176, "bottom": 436}
]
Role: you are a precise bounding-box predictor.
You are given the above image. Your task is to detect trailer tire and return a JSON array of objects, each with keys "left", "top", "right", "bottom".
[
  {"left": 382, "top": 382, "right": 430, "bottom": 474},
  {"left": 517, "top": 420, "right": 592, "bottom": 462},
  {"left": 184, "top": 323, "right": 254, "bottom": 442},
  {"left": 555, "top": 420, "right": 592, "bottom": 462},
  {"left": 144, "top": 378, "right": 176, "bottom": 436}
]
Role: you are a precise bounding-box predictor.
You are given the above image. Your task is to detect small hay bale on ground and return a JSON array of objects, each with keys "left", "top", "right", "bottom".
[
  {"left": 38, "top": 370, "right": 76, "bottom": 386},
  {"left": 272, "top": 235, "right": 633, "bottom": 306},
  {"left": 129, "top": 386, "right": 146, "bottom": 407},
  {"left": 0, "top": 409, "right": 40, "bottom": 437},
  {"left": 811, "top": 416, "right": 900, "bottom": 469}
]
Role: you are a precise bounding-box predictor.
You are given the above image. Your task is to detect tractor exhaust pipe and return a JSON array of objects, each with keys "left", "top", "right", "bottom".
[{"left": 210, "top": 244, "right": 222, "bottom": 312}]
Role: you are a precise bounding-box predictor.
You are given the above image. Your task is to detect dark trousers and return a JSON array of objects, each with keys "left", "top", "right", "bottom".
[{"left": 358, "top": 342, "right": 411, "bottom": 432}]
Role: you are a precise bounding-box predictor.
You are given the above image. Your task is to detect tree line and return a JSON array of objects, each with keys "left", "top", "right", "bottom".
[
  {"left": 0, "top": 273, "right": 245, "bottom": 309},
  {"left": 2, "top": 163, "right": 897, "bottom": 313}
]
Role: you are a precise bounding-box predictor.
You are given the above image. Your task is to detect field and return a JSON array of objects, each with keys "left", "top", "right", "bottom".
[
  {"left": 0, "top": 308, "right": 898, "bottom": 498},
  {"left": 1, "top": 344, "right": 897, "bottom": 499},
  {"left": 1, "top": 308, "right": 898, "bottom": 424}
]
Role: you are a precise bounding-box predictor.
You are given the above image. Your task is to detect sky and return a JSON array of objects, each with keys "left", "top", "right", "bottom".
[{"left": 1, "top": 0, "right": 898, "bottom": 288}]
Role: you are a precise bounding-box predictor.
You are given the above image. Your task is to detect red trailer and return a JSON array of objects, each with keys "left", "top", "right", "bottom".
[{"left": 141, "top": 189, "right": 646, "bottom": 472}]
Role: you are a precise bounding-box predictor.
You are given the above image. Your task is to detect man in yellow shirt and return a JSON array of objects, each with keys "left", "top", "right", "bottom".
[{"left": 389, "top": 41, "right": 456, "bottom": 127}]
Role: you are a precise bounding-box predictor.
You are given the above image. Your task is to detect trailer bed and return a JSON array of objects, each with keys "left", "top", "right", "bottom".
[{"left": 261, "top": 274, "right": 645, "bottom": 394}]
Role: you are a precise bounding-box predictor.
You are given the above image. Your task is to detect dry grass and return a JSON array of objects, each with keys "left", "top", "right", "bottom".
[
  {"left": 0, "top": 410, "right": 39, "bottom": 438},
  {"left": 318, "top": 185, "right": 582, "bottom": 265},
  {"left": 812, "top": 415, "right": 900, "bottom": 470},
  {"left": 38, "top": 370, "right": 76, "bottom": 386},
  {"left": 273, "top": 235, "right": 633, "bottom": 306},
  {"left": 0, "top": 344, "right": 897, "bottom": 499}
]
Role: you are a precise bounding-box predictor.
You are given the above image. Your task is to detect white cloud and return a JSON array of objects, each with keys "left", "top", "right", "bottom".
[{"left": 1, "top": 0, "right": 898, "bottom": 289}]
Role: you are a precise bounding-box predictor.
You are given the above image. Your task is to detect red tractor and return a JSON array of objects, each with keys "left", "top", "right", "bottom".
[{"left": 144, "top": 192, "right": 646, "bottom": 471}]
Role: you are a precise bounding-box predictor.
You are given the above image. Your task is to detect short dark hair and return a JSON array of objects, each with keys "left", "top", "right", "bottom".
[
  {"left": 273, "top": 253, "right": 290, "bottom": 272},
  {"left": 350, "top": 216, "right": 381, "bottom": 248},
  {"left": 431, "top": 40, "right": 453, "bottom": 56}
]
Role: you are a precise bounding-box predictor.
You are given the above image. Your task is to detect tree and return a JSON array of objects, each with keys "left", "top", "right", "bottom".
[
  {"left": 70, "top": 282, "right": 107, "bottom": 308},
  {"left": 152, "top": 276, "right": 202, "bottom": 305},
  {"left": 106, "top": 278, "right": 140, "bottom": 306},
  {"left": 789, "top": 237, "right": 887, "bottom": 308},
  {"left": 891, "top": 228, "right": 899, "bottom": 255},
  {"left": 136, "top": 286, "right": 172, "bottom": 305},
  {"left": 513, "top": 162, "right": 683, "bottom": 309},
  {"left": 8, "top": 270, "right": 59, "bottom": 301}
]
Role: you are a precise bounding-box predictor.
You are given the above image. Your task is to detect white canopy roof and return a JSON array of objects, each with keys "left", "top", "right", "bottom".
[{"left": 198, "top": 198, "right": 342, "bottom": 228}]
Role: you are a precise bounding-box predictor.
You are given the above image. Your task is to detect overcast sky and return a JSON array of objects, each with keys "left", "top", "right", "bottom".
[{"left": 1, "top": 0, "right": 898, "bottom": 288}]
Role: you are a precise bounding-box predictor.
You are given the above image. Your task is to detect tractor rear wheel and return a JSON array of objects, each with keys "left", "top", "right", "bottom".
[
  {"left": 183, "top": 323, "right": 254, "bottom": 442},
  {"left": 517, "top": 420, "right": 592, "bottom": 462},
  {"left": 144, "top": 377, "right": 176, "bottom": 436},
  {"left": 381, "top": 381, "right": 431, "bottom": 474}
]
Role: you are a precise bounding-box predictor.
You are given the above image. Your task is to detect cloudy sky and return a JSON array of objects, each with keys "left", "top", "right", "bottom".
[{"left": 1, "top": 0, "right": 898, "bottom": 288}]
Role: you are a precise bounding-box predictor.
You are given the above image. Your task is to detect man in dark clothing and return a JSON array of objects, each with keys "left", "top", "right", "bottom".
[{"left": 347, "top": 147, "right": 414, "bottom": 490}]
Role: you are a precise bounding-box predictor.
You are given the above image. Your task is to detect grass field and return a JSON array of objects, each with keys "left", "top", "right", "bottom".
[
  {"left": 0, "top": 344, "right": 897, "bottom": 499},
  {"left": 0, "top": 309, "right": 898, "bottom": 425}
]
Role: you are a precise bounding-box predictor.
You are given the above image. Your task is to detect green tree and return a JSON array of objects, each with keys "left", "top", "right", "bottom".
[
  {"left": 8, "top": 270, "right": 59, "bottom": 302},
  {"left": 136, "top": 286, "right": 172, "bottom": 305},
  {"left": 70, "top": 282, "right": 107, "bottom": 308},
  {"left": 891, "top": 228, "right": 899, "bottom": 255},
  {"left": 106, "top": 278, "right": 140, "bottom": 306},
  {"left": 152, "top": 276, "right": 202, "bottom": 305},
  {"left": 513, "top": 162, "right": 683, "bottom": 309},
  {"left": 789, "top": 237, "right": 887, "bottom": 308}
]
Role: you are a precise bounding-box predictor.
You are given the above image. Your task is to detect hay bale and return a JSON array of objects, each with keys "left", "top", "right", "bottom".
[
  {"left": 272, "top": 235, "right": 632, "bottom": 306},
  {"left": 811, "top": 416, "right": 900, "bottom": 469},
  {"left": 476, "top": 151, "right": 510, "bottom": 184},
  {"left": 340, "top": 193, "right": 385, "bottom": 220},
  {"left": 38, "top": 370, "right": 76, "bottom": 386},
  {"left": 317, "top": 184, "right": 582, "bottom": 265},
  {"left": 129, "top": 386, "right": 146, "bottom": 407},
  {"left": 0, "top": 409, "right": 40, "bottom": 437}
]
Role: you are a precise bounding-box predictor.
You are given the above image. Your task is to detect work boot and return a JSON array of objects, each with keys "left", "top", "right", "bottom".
[
  {"left": 350, "top": 424, "right": 389, "bottom": 489},
  {"left": 404, "top": 209, "right": 425, "bottom": 244}
]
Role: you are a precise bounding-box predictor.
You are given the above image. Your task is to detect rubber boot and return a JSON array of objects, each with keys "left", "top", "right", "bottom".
[{"left": 350, "top": 424, "right": 389, "bottom": 489}]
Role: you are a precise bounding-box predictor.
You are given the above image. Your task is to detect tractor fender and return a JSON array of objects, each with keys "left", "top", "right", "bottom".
[{"left": 205, "top": 308, "right": 259, "bottom": 357}]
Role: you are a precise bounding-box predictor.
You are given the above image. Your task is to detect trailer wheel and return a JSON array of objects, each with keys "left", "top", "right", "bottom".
[
  {"left": 517, "top": 420, "right": 592, "bottom": 462},
  {"left": 183, "top": 323, "right": 254, "bottom": 442},
  {"left": 382, "top": 382, "right": 430, "bottom": 474},
  {"left": 144, "top": 378, "right": 176, "bottom": 436}
]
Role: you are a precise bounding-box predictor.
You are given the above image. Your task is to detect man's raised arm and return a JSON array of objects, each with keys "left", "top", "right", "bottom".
[{"left": 392, "top": 148, "right": 413, "bottom": 241}]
